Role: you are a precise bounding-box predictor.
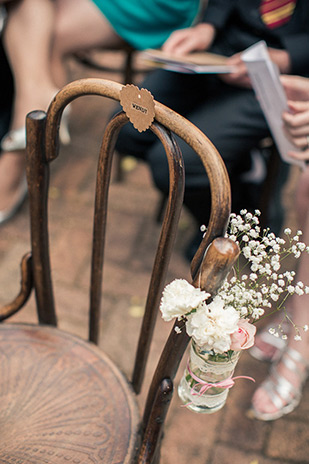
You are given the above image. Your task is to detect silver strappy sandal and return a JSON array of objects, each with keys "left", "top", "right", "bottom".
[
  {"left": 249, "top": 319, "right": 290, "bottom": 363},
  {"left": 0, "top": 105, "right": 71, "bottom": 152},
  {"left": 249, "top": 327, "right": 287, "bottom": 362},
  {"left": 250, "top": 347, "right": 308, "bottom": 421}
]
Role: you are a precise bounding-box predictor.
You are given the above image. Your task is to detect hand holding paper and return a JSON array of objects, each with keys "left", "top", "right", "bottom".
[
  {"left": 241, "top": 41, "right": 305, "bottom": 169},
  {"left": 219, "top": 52, "right": 252, "bottom": 88},
  {"left": 281, "top": 76, "right": 309, "bottom": 161},
  {"left": 281, "top": 74, "right": 309, "bottom": 101}
]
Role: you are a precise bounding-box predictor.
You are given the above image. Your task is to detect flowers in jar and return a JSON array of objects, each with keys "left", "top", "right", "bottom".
[
  {"left": 160, "top": 209, "right": 309, "bottom": 356},
  {"left": 185, "top": 295, "right": 242, "bottom": 354},
  {"left": 160, "top": 280, "right": 256, "bottom": 354},
  {"left": 159, "top": 278, "right": 210, "bottom": 322},
  {"left": 230, "top": 319, "right": 256, "bottom": 350}
]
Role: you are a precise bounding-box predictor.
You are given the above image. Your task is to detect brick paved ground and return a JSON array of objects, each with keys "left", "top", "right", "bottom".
[{"left": 0, "top": 56, "right": 308, "bottom": 463}]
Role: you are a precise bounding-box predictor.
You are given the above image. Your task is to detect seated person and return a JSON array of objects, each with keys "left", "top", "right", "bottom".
[
  {"left": 114, "top": 0, "right": 309, "bottom": 257},
  {"left": 0, "top": 0, "right": 203, "bottom": 224},
  {"left": 251, "top": 74, "right": 309, "bottom": 421}
]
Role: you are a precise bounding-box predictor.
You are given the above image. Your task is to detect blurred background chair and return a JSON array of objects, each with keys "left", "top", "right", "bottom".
[
  {"left": 74, "top": 43, "right": 138, "bottom": 87},
  {"left": 74, "top": 43, "right": 150, "bottom": 182},
  {"left": 0, "top": 78, "right": 237, "bottom": 463}
]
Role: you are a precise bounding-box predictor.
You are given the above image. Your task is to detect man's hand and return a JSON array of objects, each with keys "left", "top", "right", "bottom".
[
  {"left": 280, "top": 75, "right": 309, "bottom": 159},
  {"left": 220, "top": 47, "right": 292, "bottom": 88},
  {"left": 268, "top": 48, "right": 291, "bottom": 74},
  {"left": 281, "top": 75, "right": 309, "bottom": 101},
  {"left": 219, "top": 53, "right": 252, "bottom": 88},
  {"left": 162, "top": 23, "right": 216, "bottom": 56}
]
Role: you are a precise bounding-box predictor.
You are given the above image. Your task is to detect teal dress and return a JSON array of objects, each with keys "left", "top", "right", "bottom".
[{"left": 91, "top": 0, "right": 202, "bottom": 50}]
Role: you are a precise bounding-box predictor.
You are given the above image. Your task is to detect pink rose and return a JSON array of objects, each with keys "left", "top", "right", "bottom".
[{"left": 230, "top": 319, "right": 256, "bottom": 351}]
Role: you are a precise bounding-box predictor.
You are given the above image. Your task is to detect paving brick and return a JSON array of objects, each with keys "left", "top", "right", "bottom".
[
  {"left": 51, "top": 142, "right": 97, "bottom": 196},
  {"left": 50, "top": 223, "right": 92, "bottom": 287},
  {"left": 0, "top": 242, "right": 31, "bottom": 305},
  {"left": 0, "top": 205, "right": 30, "bottom": 247},
  {"left": 218, "top": 352, "right": 270, "bottom": 452},
  {"left": 266, "top": 419, "right": 309, "bottom": 462},
  {"left": 9, "top": 293, "right": 37, "bottom": 324},
  {"left": 161, "top": 399, "right": 221, "bottom": 464},
  {"left": 211, "top": 444, "right": 291, "bottom": 464}
]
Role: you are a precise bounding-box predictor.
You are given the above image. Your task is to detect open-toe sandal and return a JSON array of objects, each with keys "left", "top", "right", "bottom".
[
  {"left": 1, "top": 105, "right": 71, "bottom": 153},
  {"left": 249, "top": 347, "right": 309, "bottom": 421},
  {"left": 1, "top": 127, "right": 26, "bottom": 152},
  {"left": 0, "top": 104, "right": 71, "bottom": 224},
  {"left": 249, "top": 320, "right": 289, "bottom": 362}
]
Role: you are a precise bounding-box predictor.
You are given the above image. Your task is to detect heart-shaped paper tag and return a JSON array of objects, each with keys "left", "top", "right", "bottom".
[{"left": 120, "top": 84, "right": 155, "bottom": 132}]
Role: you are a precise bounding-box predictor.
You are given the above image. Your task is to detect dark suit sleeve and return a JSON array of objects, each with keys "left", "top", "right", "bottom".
[
  {"left": 201, "top": 0, "right": 235, "bottom": 30},
  {"left": 282, "top": 33, "right": 309, "bottom": 76}
]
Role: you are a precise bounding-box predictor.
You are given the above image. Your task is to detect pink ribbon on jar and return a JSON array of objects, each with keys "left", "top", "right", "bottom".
[{"left": 187, "top": 361, "right": 255, "bottom": 398}]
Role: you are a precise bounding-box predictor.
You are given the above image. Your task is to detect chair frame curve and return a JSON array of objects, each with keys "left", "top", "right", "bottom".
[
  {"left": 1, "top": 77, "right": 234, "bottom": 464},
  {"left": 44, "top": 79, "right": 231, "bottom": 269}
]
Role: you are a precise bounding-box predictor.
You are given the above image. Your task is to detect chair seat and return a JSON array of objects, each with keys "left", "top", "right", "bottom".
[{"left": 0, "top": 324, "right": 140, "bottom": 463}]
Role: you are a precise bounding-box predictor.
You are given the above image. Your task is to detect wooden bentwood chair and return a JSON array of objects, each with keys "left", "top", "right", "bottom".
[{"left": 0, "top": 78, "right": 239, "bottom": 464}]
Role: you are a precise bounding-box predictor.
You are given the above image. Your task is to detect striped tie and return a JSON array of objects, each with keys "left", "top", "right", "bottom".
[{"left": 260, "top": 0, "right": 296, "bottom": 29}]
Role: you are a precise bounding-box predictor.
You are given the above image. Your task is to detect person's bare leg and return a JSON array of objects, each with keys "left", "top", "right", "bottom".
[
  {"left": 0, "top": 0, "right": 58, "bottom": 214},
  {"left": 4, "top": 0, "right": 58, "bottom": 127},
  {"left": 0, "top": 0, "right": 125, "bottom": 215},
  {"left": 52, "top": 0, "right": 124, "bottom": 86},
  {"left": 251, "top": 168, "right": 309, "bottom": 418}
]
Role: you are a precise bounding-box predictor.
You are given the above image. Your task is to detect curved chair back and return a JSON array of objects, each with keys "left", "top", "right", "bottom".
[
  {"left": 0, "top": 78, "right": 237, "bottom": 463},
  {"left": 36, "top": 78, "right": 230, "bottom": 381}
]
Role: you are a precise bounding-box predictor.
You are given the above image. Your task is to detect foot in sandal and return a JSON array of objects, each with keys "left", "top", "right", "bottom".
[
  {"left": 0, "top": 91, "right": 71, "bottom": 224},
  {"left": 249, "top": 346, "right": 309, "bottom": 421},
  {"left": 249, "top": 317, "right": 290, "bottom": 362}
]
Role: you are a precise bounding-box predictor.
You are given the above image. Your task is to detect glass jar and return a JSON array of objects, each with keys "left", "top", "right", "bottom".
[{"left": 178, "top": 340, "right": 240, "bottom": 414}]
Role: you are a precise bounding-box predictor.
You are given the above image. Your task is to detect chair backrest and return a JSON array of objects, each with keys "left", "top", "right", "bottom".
[{"left": 0, "top": 78, "right": 236, "bottom": 462}]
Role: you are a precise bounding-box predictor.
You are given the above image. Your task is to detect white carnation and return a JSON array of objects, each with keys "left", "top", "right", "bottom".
[
  {"left": 160, "top": 279, "right": 209, "bottom": 321},
  {"left": 185, "top": 296, "right": 240, "bottom": 354}
]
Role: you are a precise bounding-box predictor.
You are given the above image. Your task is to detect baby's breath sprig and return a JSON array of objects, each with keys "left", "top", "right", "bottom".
[
  {"left": 201, "top": 209, "right": 309, "bottom": 327},
  {"left": 268, "top": 312, "right": 309, "bottom": 341}
]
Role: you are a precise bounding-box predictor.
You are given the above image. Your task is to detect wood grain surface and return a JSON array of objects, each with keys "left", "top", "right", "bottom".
[{"left": 0, "top": 324, "right": 139, "bottom": 464}]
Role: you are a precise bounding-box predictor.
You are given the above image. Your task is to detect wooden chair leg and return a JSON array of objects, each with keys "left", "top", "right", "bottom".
[{"left": 123, "top": 48, "right": 134, "bottom": 85}]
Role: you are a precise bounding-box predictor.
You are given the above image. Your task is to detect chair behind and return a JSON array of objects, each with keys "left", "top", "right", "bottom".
[
  {"left": 74, "top": 43, "right": 140, "bottom": 87},
  {"left": 0, "top": 78, "right": 236, "bottom": 463}
]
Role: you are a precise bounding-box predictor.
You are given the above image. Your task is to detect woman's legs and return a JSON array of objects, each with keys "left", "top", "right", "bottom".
[
  {"left": 52, "top": 0, "right": 124, "bottom": 86},
  {"left": 0, "top": 0, "right": 57, "bottom": 214},
  {"left": 0, "top": 0, "right": 123, "bottom": 217},
  {"left": 251, "top": 167, "right": 309, "bottom": 419},
  {"left": 4, "top": 0, "right": 57, "bottom": 127},
  {"left": 5, "top": 0, "right": 123, "bottom": 122}
]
